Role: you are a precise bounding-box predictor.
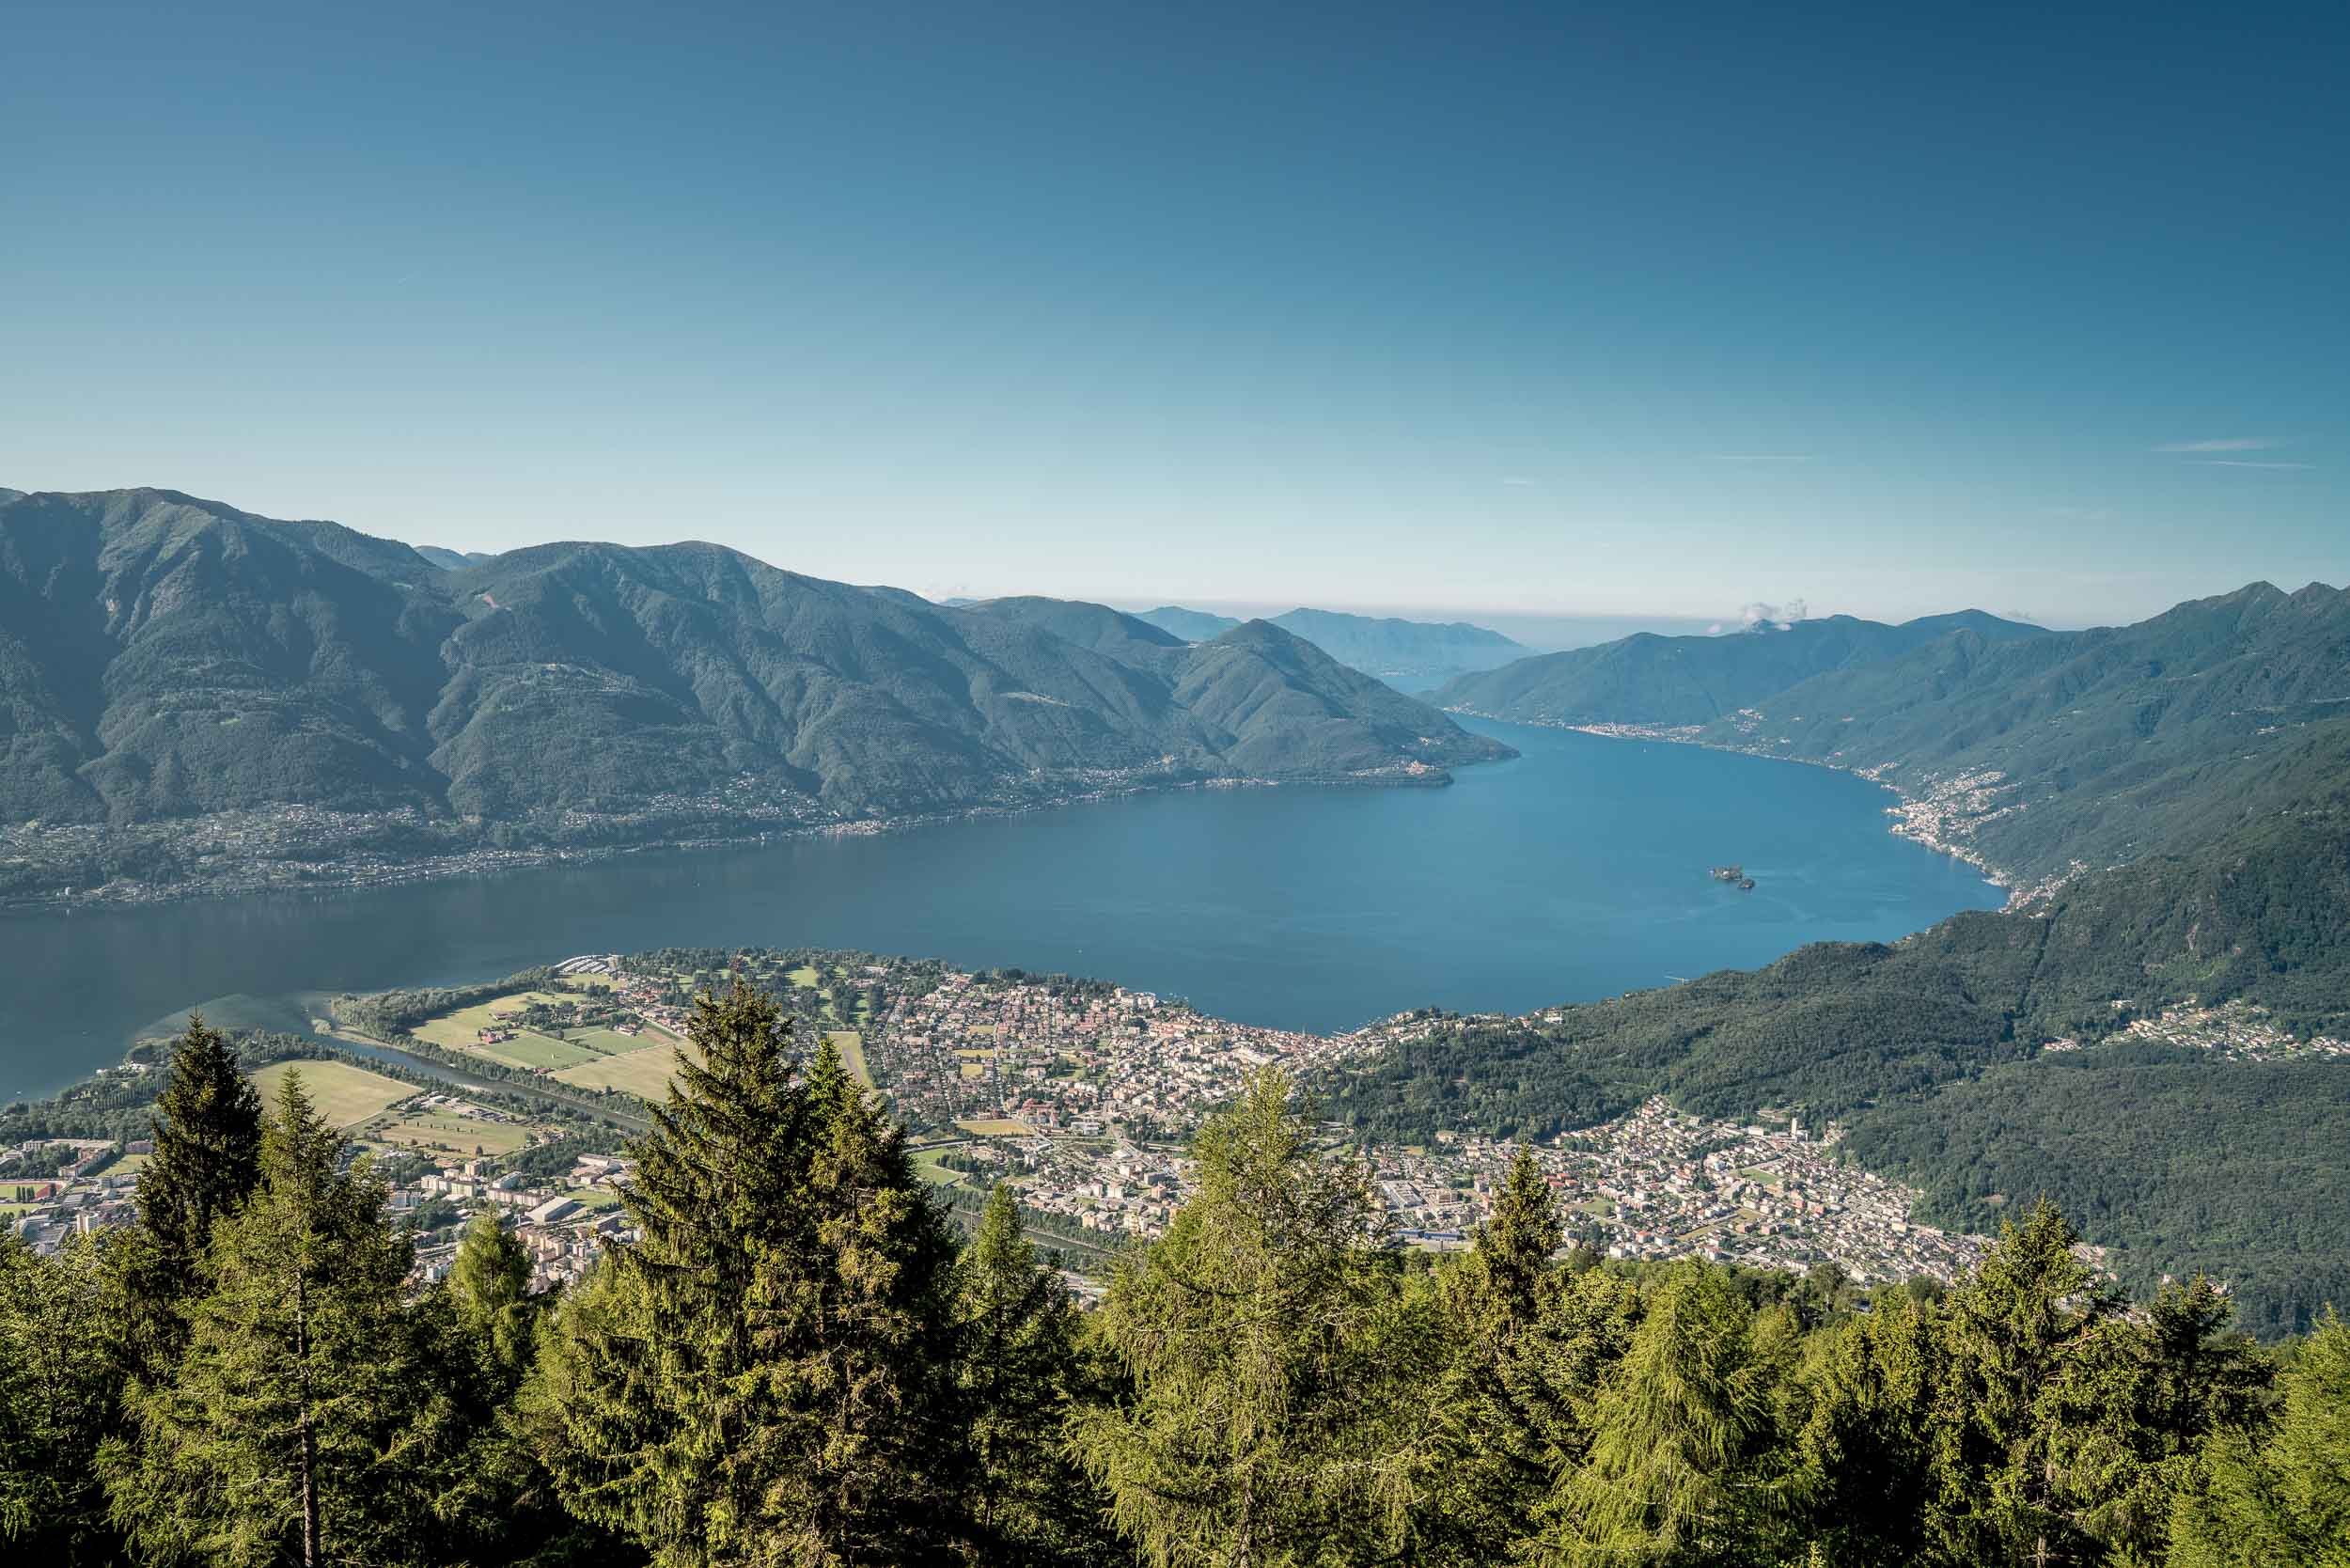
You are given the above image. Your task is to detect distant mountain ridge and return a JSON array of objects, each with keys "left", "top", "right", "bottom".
[
  {"left": 1434, "top": 610, "right": 2048, "bottom": 726},
  {"left": 1132, "top": 604, "right": 1529, "bottom": 689},
  {"left": 0, "top": 489, "right": 1509, "bottom": 900}
]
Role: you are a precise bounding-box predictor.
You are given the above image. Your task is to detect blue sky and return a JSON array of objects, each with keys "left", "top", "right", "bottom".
[{"left": 4, "top": 1, "right": 2343, "bottom": 625}]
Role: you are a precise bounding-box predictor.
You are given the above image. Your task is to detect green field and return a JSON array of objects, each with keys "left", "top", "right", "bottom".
[
  {"left": 787, "top": 965, "right": 821, "bottom": 987},
  {"left": 954, "top": 1117, "right": 1036, "bottom": 1137},
  {"left": 367, "top": 1112, "right": 533, "bottom": 1158},
  {"left": 824, "top": 1030, "right": 871, "bottom": 1089},
  {"left": 567, "top": 1027, "right": 650, "bottom": 1056},
  {"left": 554, "top": 1043, "right": 691, "bottom": 1102},
  {"left": 476, "top": 1031, "right": 603, "bottom": 1071},
  {"left": 252, "top": 1059, "right": 415, "bottom": 1128},
  {"left": 911, "top": 1149, "right": 966, "bottom": 1188}
]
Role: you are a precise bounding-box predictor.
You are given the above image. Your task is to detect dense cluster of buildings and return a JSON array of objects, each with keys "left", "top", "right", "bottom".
[{"left": 867, "top": 970, "right": 1343, "bottom": 1131}]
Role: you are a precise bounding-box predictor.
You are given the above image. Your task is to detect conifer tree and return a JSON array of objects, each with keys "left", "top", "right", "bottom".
[
  {"left": 1925, "top": 1199, "right": 2128, "bottom": 1566},
  {"left": 449, "top": 1207, "right": 537, "bottom": 1384},
  {"left": 1789, "top": 1294, "right": 1942, "bottom": 1563},
  {"left": 134, "top": 1015, "right": 264, "bottom": 1281},
  {"left": 103, "top": 1071, "right": 433, "bottom": 1568},
  {"left": 953, "top": 1183, "right": 1118, "bottom": 1564},
  {"left": 113, "top": 1015, "right": 266, "bottom": 1373},
  {"left": 2168, "top": 1308, "right": 2350, "bottom": 1566},
  {"left": 540, "top": 983, "right": 965, "bottom": 1566},
  {"left": 0, "top": 1235, "right": 121, "bottom": 1564},
  {"left": 1531, "top": 1261, "right": 1786, "bottom": 1566},
  {"left": 1425, "top": 1149, "right": 1571, "bottom": 1562},
  {"left": 1072, "top": 1067, "right": 1442, "bottom": 1567}
]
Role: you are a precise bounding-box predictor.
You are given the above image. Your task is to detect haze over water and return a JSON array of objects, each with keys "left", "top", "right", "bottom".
[{"left": 0, "top": 719, "right": 2004, "bottom": 1100}]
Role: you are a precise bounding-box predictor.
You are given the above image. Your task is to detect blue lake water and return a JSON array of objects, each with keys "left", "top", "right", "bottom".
[{"left": 0, "top": 718, "right": 2006, "bottom": 1101}]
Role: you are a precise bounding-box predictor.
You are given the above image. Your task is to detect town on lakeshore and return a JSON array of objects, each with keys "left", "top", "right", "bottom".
[{"left": 0, "top": 942, "right": 2112, "bottom": 1299}]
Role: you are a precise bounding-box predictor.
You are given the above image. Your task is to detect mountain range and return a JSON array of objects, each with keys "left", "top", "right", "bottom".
[
  {"left": 1130, "top": 604, "right": 1528, "bottom": 689},
  {"left": 0, "top": 489, "right": 1509, "bottom": 898},
  {"left": 1437, "top": 590, "right": 2350, "bottom": 888},
  {"left": 1433, "top": 610, "right": 2049, "bottom": 724}
]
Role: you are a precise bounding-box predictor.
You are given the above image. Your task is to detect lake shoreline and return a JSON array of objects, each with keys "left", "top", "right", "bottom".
[
  {"left": 0, "top": 764, "right": 1468, "bottom": 915},
  {"left": 1441, "top": 709, "right": 2034, "bottom": 905}
]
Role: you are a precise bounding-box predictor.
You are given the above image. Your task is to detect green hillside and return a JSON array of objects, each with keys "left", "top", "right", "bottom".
[{"left": 0, "top": 489, "right": 1510, "bottom": 896}]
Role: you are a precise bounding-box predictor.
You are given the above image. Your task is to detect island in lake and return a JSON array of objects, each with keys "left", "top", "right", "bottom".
[{"left": 1710, "top": 865, "right": 1757, "bottom": 890}]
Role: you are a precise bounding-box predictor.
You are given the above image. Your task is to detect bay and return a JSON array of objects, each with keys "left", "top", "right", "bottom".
[{"left": 0, "top": 718, "right": 2006, "bottom": 1102}]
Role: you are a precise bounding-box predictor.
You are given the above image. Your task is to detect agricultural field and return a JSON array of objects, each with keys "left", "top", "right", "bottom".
[
  {"left": 554, "top": 1043, "right": 692, "bottom": 1102},
  {"left": 252, "top": 1059, "right": 415, "bottom": 1128}
]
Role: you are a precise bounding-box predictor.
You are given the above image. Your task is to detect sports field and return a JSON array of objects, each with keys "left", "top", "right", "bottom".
[{"left": 252, "top": 1059, "right": 415, "bottom": 1128}]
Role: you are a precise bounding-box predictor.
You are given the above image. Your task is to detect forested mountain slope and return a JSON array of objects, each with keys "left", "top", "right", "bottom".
[
  {"left": 1686, "top": 582, "right": 2350, "bottom": 883},
  {"left": 1435, "top": 609, "right": 2046, "bottom": 725},
  {"left": 1324, "top": 802, "right": 2350, "bottom": 1333},
  {"left": 0, "top": 490, "right": 1506, "bottom": 894}
]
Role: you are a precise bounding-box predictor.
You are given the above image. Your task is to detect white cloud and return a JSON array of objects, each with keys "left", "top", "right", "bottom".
[
  {"left": 2153, "top": 437, "right": 2282, "bottom": 452},
  {"left": 2187, "top": 460, "right": 2312, "bottom": 469}
]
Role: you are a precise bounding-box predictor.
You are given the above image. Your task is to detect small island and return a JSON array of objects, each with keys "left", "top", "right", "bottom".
[{"left": 1710, "top": 865, "right": 1757, "bottom": 890}]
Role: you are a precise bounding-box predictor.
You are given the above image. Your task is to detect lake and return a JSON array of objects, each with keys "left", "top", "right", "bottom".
[{"left": 0, "top": 718, "right": 2006, "bottom": 1101}]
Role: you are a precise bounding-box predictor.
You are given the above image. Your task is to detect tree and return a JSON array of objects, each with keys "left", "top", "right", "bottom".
[
  {"left": 115, "top": 1015, "right": 265, "bottom": 1372},
  {"left": 1926, "top": 1200, "right": 2127, "bottom": 1566},
  {"left": 103, "top": 1071, "right": 433, "bottom": 1568},
  {"left": 2168, "top": 1309, "right": 2350, "bottom": 1566},
  {"left": 953, "top": 1183, "right": 1118, "bottom": 1564},
  {"left": 1424, "top": 1149, "right": 1573, "bottom": 1562},
  {"left": 448, "top": 1208, "right": 537, "bottom": 1384},
  {"left": 1790, "top": 1294, "right": 1943, "bottom": 1564},
  {"left": 0, "top": 1235, "right": 121, "bottom": 1564},
  {"left": 1531, "top": 1262, "right": 1790, "bottom": 1566},
  {"left": 134, "top": 1015, "right": 264, "bottom": 1281},
  {"left": 538, "top": 984, "right": 965, "bottom": 1566},
  {"left": 1072, "top": 1067, "right": 1441, "bottom": 1567}
]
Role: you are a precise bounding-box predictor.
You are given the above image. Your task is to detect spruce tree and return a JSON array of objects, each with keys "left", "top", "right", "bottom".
[
  {"left": 0, "top": 1235, "right": 122, "bottom": 1564},
  {"left": 1072, "top": 1067, "right": 1442, "bottom": 1567},
  {"left": 2168, "top": 1308, "right": 2350, "bottom": 1566},
  {"left": 540, "top": 983, "right": 965, "bottom": 1566},
  {"left": 102, "top": 1071, "right": 432, "bottom": 1568},
  {"left": 113, "top": 1015, "right": 266, "bottom": 1374},
  {"left": 1425, "top": 1149, "right": 1571, "bottom": 1562},
  {"left": 953, "top": 1183, "right": 1118, "bottom": 1564},
  {"left": 135, "top": 1014, "right": 264, "bottom": 1280},
  {"left": 1925, "top": 1199, "right": 2132, "bottom": 1566},
  {"left": 1789, "top": 1294, "right": 1942, "bottom": 1563}
]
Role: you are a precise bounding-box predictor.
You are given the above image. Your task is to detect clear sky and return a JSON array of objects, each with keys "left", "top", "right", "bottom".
[{"left": 4, "top": 1, "right": 2343, "bottom": 626}]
